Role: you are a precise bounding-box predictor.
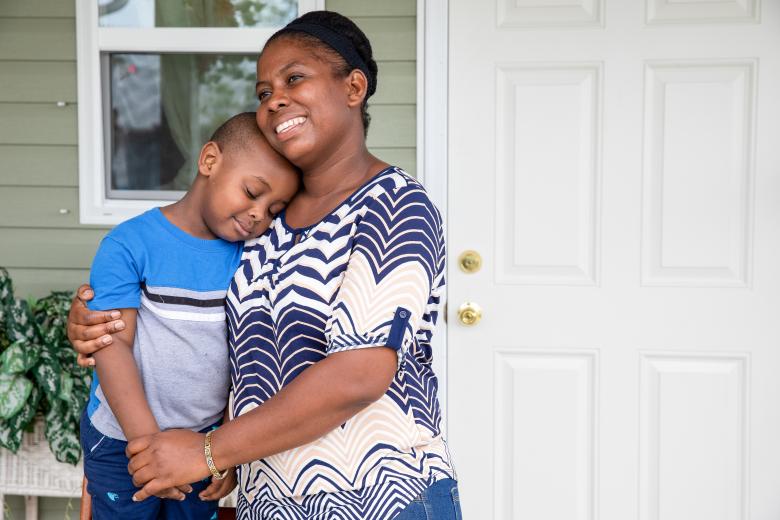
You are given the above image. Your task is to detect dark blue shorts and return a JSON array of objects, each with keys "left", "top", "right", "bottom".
[{"left": 80, "top": 412, "right": 219, "bottom": 520}]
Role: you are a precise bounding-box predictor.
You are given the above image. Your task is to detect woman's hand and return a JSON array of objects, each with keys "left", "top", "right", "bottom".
[
  {"left": 67, "top": 284, "right": 125, "bottom": 367},
  {"left": 198, "top": 468, "right": 238, "bottom": 502},
  {"left": 126, "top": 429, "right": 212, "bottom": 502}
]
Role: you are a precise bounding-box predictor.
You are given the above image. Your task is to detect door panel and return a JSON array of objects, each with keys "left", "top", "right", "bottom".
[{"left": 447, "top": 1, "right": 780, "bottom": 519}]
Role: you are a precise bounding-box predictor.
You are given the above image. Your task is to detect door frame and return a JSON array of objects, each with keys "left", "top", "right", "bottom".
[{"left": 417, "top": 0, "right": 450, "bottom": 424}]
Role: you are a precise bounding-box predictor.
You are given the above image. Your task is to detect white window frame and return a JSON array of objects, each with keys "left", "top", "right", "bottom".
[{"left": 75, "top": 0, "right": 324, "bottom": 225}]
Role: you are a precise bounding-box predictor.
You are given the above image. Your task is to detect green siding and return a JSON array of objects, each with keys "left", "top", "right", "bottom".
[
  {"left": 327, "top": 0, "right": 416, "bottom": 17},
  {"left": 0, "top": 0, "right": 75, "bottom": 18},
  {"left": 370, "top": 61, "right": 416, "bottom": 105},
  {"left": 0, "top": 18, "right": 76, "bottom": 61},
  {"left": 2, "top": 145, "right": 78, "bottom": 186},
  {"left": 0, "top": 228, "right": 105, "bottom": 268},
  {"left": 0, "top": 103, "right": 77, "bottom": 145},
  {"left": 0, "top": 62, "right": 77, "bottom": 103},
  {"left": 0, "top": 188, "right": 82, "bottom": 228},
  {"left": 0, "top": 1, "right": 416, "bottom": 516},
  {"left": 350, "top": 17, "right": 415, "bottom": 61}
]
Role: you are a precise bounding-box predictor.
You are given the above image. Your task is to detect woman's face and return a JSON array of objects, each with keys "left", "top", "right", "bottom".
[{"left": 255, "top": 38, "right": 359, "bottom": 168}]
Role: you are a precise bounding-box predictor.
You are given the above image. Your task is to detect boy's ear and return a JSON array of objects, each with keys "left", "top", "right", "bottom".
[{"left": 198, "top": 141, "right": 222, "bottom": 177}]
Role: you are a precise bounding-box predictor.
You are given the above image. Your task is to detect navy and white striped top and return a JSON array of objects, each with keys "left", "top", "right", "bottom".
[{"left": 227, "top": 167, "right": 455, "bottom": 520}]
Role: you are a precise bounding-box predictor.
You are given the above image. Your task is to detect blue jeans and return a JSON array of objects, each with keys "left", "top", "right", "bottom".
[
  {"left": 80, "top": 412, "right": 219, "bottom": 520},
  {"left": 395, "top": 478, "right": 462, "bottom": 520}
]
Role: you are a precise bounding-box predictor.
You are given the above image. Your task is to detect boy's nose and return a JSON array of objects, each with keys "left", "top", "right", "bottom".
[{"left": 248, "top": 207, "right": 263, "bottom": 222}]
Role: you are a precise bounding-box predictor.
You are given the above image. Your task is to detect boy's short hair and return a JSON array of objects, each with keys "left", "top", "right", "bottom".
[{"left": 209, "top": 112, "right": 264, "bottom": 155}]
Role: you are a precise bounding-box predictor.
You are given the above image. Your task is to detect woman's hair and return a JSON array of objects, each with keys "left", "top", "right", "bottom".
[{"left": 265, "top": 11, "right": 378, "bottom": 135}]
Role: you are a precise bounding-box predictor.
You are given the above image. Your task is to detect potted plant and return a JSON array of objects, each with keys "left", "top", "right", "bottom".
[{"left": 0, "top": 267, "right": 91, "bottom": 465}]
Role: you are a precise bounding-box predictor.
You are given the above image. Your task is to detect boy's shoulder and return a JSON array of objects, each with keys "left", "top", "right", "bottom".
[{"left": 104, "top": 208, "right": 162, "bottom": 245}]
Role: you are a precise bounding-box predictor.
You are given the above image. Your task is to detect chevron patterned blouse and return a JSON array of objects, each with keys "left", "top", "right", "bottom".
[{"left": 226, "top": 167, "right": 455, "bottom": 519}]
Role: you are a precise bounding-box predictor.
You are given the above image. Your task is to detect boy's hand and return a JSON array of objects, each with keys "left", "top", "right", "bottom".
[
  {"left": 198, "top": 468, "right": 238, "bottom": 502},
  {"left": 152, "top": 484, "right": 194, "bottom": 501},
  {"left": 67, "top": 284, "right": 125, "bottom": 367}
]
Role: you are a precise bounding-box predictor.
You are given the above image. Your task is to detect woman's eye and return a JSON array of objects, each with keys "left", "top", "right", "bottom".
[
  {"left": 245, "top": 188, "right": 257, "bottom": 199},
  {"left": 257, "top": 90, "right": 271, "bottom": 102},
  {"left": 287, "top": 74, "right": 302, "bottom": 84}
]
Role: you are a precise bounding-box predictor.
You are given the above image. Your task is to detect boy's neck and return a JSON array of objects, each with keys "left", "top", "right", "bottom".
[{"left": 160, "top": 176, "right": 216, "bottom": 240}]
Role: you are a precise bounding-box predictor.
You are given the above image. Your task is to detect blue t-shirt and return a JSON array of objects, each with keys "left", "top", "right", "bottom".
[{"left": 86, "top": 208, "right": 241, "bottom": 440}]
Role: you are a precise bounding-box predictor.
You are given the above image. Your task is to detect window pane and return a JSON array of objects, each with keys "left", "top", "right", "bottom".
[
  {"left": 107, "top": 53, "right": 259, "bottom": 198},
  {"left": 98, "top": 0, "right": 297, "bottom": 28}
]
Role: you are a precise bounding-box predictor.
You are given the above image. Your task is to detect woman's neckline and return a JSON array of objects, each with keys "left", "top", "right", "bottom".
[{"left": 279, "top": 165, "right": 397, "bottom": 235}]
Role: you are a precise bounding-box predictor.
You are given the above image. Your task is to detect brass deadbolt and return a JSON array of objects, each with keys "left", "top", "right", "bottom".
[{"left": 458, "top": 250, "right": 482, "bottom": 273}]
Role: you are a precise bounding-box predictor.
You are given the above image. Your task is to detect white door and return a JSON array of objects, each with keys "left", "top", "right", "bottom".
[{"left": 447, "top": 1, "right": 780, "bottom": 519}]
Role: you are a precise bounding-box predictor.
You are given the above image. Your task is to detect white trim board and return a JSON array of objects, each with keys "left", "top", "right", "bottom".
[{"left": 417, "top": 0, "right": 450, "bottom": 431}]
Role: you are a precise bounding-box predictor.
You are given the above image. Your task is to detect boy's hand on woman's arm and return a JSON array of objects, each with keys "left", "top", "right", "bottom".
[
  {"left": 198, "top": 468, "right": 238, "bottom": 502},
  {"left": 67, "top": 284, "right": 126, "bottom": 367},
  {"left": 198, "top": 408, "right": 238, "bottom": 502}
]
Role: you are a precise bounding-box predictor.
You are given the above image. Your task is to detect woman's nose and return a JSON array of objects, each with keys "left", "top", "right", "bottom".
[{"left": 267, "top": 90, "right": 289, "bottom": 112}]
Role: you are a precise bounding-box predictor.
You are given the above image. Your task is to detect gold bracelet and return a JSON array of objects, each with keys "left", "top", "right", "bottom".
[{"left": 204, "top": 430, "right": 228, "bottom": 480}]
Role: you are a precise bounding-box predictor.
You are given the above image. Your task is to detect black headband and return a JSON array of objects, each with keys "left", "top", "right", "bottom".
[{"left": 281, "top": 21, "right": 376, "bottom": 98}]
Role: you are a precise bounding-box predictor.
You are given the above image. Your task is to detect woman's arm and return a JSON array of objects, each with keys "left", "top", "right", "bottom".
[
  {"left": 67, "top": 284, "right": 126, "bottom": 367},
  {"left": 196, "top": 408, "right": 238, "bottom": 501},
  {"left": 127, "top": 346, "right": 397, "bottom": 501}
]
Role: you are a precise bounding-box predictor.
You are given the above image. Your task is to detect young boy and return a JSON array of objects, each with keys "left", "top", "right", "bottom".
[{"left": 81, "top": 112, "right": 299, "bottom": 519}]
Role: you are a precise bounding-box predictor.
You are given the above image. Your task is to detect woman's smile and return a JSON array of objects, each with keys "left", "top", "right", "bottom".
[{"left": 275, "top": 116, "right": 307, "bottom": 135}]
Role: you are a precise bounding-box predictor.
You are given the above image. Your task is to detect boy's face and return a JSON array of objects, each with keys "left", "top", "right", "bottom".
[{"left": 202, "top": 138, "right": 299, "bottom": 242}]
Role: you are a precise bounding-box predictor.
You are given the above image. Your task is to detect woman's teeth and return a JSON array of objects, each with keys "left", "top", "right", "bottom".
[{"left": 275, "top": 117, "right": 306, "bottom": 134}]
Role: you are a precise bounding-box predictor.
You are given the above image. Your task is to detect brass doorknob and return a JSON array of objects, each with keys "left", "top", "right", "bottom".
[{"left": 457, "top": 302, "right": 482, "bottom": 326}]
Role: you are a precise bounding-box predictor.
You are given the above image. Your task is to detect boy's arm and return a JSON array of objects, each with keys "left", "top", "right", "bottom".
[{"left": 92, "top": 308, "right": 159, "bottom": 440}]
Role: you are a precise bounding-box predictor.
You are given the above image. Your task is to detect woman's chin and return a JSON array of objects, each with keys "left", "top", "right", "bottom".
[{"left": 275, "top": 136, "right": 317, "bottom": 168}]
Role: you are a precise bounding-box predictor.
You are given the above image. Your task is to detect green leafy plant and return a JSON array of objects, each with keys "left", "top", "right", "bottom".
[{"left": 0, "top": 268, "right": 91, "bottom": 465}]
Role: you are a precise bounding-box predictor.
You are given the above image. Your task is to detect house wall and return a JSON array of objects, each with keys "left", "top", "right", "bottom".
[
  {"left": 0, "top": 0, "right": 417, "bottom": 299},
  {"left": 0, "top": 0, "right": 416, "bottom": 517}
]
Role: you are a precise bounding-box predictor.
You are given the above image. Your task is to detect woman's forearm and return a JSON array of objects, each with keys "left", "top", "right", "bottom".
[{"left": 210, "top": 347, "right": 396, "bottom": 470}]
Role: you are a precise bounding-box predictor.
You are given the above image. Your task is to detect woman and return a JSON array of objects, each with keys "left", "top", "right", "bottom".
[{"left": 68, "top": 11, "right": 459, "bottom": 520}]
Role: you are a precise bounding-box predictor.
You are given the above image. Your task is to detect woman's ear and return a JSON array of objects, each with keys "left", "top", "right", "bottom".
[
  {"left": 198, "top": 141, "right": 222, "bottom": 177},
  {"left": 345, "top": 69, "right": 368, "bottom": 108}
]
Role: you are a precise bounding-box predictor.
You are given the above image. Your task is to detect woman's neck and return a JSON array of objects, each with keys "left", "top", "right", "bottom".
[
  {"left": 300, "top": 146, "right": 382, "bottom": 199},
  {"left": 283, "top": 143, "right": 389, "bottom": 230}
]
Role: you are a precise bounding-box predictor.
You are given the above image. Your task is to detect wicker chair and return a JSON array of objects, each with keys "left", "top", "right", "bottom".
[{"left": 0, "top": 419, "right": 82, "bottom": 520}]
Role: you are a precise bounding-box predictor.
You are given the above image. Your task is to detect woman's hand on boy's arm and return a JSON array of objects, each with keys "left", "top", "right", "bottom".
[{"left": 67, "top": 284, "right": 125, "bottom": 367}]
